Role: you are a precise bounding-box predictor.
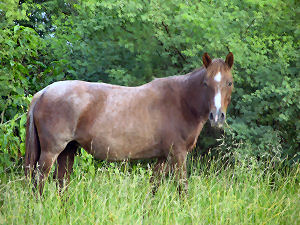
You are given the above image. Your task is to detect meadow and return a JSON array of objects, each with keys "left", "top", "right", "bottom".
[{"left": 1, "top": 152, "right": 299, "bottom": 225}]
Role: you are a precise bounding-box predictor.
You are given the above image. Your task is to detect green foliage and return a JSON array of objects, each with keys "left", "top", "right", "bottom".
[
  {"left": 0, "top": 0, "right": 299, "bottom": 166},
  {"left": 0, "top": 112, "right": 27, "bottom": 173}
]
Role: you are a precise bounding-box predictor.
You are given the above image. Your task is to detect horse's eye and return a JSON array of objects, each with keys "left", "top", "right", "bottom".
[
  {"left": 204, "top": 81, "right": 208, "bottom": 87},
  {"left": 228, "top": 81, "right": 232, "bottom": 87}
]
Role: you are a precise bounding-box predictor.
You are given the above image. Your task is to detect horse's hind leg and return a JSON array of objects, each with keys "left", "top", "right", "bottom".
[
  {"left": 53, "top": 141, "right": 78, "bottom": 191},
  {"left": 36, "top": 151, "right": 58, "bottom": 195}
]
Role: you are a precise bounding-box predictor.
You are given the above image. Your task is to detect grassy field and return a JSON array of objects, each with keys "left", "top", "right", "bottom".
[{"left": 0, "top": 154, "right": 299, "bottom": 225}]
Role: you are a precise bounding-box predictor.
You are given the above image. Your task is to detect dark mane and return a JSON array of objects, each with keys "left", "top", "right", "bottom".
[
  {"left": 191, "top": 67, "right": 205, "bottom": 74},
  {"left": 185, "top": 67, "right": 206, "bottom": 83},
  {"left": 151, "top": 67, "right": 206, "bottom": 88}
]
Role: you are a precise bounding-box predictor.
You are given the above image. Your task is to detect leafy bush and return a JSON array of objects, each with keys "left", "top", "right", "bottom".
[{"left": 0, "top": 0, "right": 299, "bottom": 167}]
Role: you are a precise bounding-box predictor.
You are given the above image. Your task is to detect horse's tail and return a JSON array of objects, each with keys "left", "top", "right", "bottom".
[{"left": 24, "top": 92, "right": 43, "bottom": 178}]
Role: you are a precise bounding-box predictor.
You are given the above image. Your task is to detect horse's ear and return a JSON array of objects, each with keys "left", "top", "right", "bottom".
[
  {"left": 202, "top": 53, "right": 212, "bottom": 68},
  {"left": 225, "top": 52, "right": 234, "bottom": 69}
]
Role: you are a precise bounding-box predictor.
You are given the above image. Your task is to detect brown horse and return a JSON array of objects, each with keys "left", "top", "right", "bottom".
[{"left": 25, "top": 52, "right": 234, "bottom": 194}]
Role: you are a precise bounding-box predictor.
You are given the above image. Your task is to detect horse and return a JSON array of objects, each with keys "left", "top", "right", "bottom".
[{"left": 25, "top": 52, "right": 234, "bottom": 194}]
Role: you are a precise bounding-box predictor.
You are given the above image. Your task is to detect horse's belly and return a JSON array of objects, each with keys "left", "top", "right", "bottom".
[{"left": 89, "top": 136, "right": 162, "bottom": 161}]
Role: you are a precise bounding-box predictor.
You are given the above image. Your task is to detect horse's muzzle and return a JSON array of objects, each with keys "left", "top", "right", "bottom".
[{"left": 209, "top": 109, "right": 225, "bottom": 127}]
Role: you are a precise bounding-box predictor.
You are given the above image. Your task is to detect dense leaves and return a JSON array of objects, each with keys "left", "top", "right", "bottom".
[{"left": 0, "top": 0, "right": 299, "bottom": 169}]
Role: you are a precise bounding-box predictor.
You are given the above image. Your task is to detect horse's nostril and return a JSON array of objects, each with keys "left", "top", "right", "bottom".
[
  {"left": 220, "top": 112, "right": 225, "bottom": 120},
  {"left": 209, "top": 112, "right": 214, "bottom": 120}
]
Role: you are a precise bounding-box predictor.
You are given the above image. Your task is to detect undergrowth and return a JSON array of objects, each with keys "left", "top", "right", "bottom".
[{"left": 0, "top": 152, "right": 299, "bottom": 225}]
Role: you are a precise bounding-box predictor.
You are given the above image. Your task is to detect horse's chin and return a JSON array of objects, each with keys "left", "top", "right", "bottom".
[{"left": 209, "top": 121, "right": 224, "bottom": 129}]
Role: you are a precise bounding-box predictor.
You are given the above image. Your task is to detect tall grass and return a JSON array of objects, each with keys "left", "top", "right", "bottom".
[{"left": 0, "top": 153, "right": 299, "bottom": 225}]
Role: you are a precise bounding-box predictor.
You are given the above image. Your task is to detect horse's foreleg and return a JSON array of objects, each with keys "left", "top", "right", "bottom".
[
  {"left": 170, "top": 150, "right": 188, "bottom": 194},
  {"left": 151, "top": 157, "right": 169, "bottom": 194}
]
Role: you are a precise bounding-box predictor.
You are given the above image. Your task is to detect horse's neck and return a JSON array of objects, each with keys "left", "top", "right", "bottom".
[{"left": 180, "top": 69, "right": 210, "bottom": 123}]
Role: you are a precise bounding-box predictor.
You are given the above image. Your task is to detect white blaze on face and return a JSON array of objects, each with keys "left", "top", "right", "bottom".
[
  {"left": 214, "top": 72, "right": 222, "bottom": 122},
  {"left": 214, "top": 72, "right": 222, "bottom": 82}
]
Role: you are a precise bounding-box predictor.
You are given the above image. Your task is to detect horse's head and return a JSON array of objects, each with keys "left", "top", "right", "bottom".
[{"left": 202, "top": 52, "right": 234, "bottom": 128}]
